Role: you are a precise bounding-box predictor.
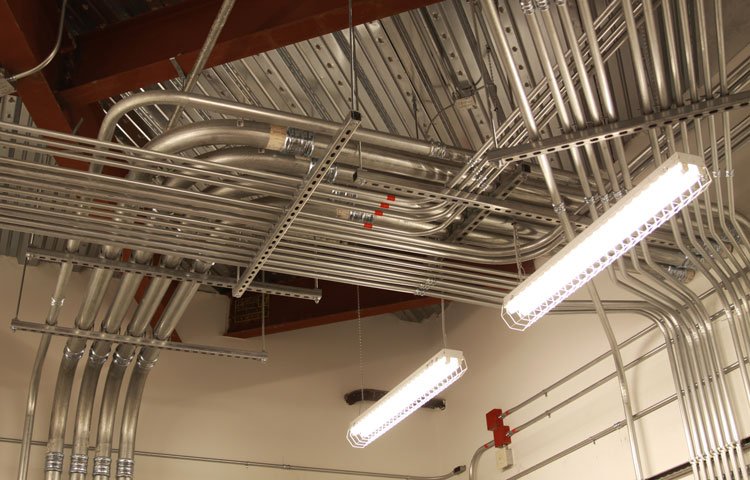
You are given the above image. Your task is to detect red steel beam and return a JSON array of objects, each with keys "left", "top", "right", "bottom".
[{"left": 58, "top": 0, "right": 442, "bottom": 107}]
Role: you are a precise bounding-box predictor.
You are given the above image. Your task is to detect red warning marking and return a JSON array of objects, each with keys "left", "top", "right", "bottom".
[
  {"left": 386, "top": 195, "right": 396, "bottom": 201},
  {"left": 374, "top": 210, "right": 384, "bottom": 216},
  {"left": 380, "top": 202, "right": 390, "bottom": 209},
  {"left": 364, "top": 223, "right": 373, "bottom": 229}
]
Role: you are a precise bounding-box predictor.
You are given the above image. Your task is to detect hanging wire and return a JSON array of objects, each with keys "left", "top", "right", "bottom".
[
  {"left": 348, "top": 0, "right": 358, "bottom": 111},
  {"left": 7, "top": 0, "right": 69, "bottom": 83},
  {"left": 356, "top": 285, "right": 365, "bottom": 406},
  {"left": 487, "top": 46, "right": 499, "bottom": 149},
  {"left": 512, "top": 222, "right": 526, "bottom": 283},
  {"left": 261, "top": 271, "right": 266, "bottom": 352},
  {"left": 13, "top": 234, "right": 34, "bottom": 320},
  {"left": 440, "top": 298, "right": 448, "bottom": 349}
]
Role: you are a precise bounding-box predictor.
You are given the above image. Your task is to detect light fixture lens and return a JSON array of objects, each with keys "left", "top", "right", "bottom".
[
  {"left": 503, "top": 153, "right": 710, "bottom": 330},
  {"left": 346, "top": 349, "right": 467, "bottom": 448}
]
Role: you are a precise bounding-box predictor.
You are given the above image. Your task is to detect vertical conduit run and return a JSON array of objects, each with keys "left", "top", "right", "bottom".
[
  {"left": 44, "top": 245, "right": 122, "bottom": 480},
  {"left": 116, "top": 260, "right": 212, "bottom": 480},
  {"left": 16, "top": 243, "right": 76, "bottom": 480},
  {"left": 478, "top": 1, "right": 644, "bottom": 477}
]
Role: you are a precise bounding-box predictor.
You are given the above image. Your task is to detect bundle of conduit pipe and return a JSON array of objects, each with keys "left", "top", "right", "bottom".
[
  {"left": 464, "top": 0, "right": 750, "bottom": 479},
  {"left": 6, "top": 0, "right": 749, "bottom": 479}
]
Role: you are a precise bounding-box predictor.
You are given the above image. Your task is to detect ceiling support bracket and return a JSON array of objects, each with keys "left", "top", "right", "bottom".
[
  {"left": 10, "top": 318, "right": 268, "bottom": 362},
  {"left": 233, "top": 111, "right": 361, "bottom": 297}
]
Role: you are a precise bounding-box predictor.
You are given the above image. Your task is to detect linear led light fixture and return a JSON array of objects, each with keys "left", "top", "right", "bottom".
[
  {"left": 346, "top": 348, "right": 467, "bottom": 448},
  {"left": 502, "top": 152, "right": 710, "bottom": 331}
]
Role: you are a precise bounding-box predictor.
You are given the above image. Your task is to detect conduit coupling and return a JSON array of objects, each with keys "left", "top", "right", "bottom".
[
  {"left": 330, "top": 189, "right": 358, "bottom": 200},
  {"left": 308, "top": 160, "right": 338, "bottom": 183},
  {"left": 282, "top": 127, "right": 315, "bottom": 158},
  {"left": 93, "top": 457, "right": 112, "bottom": 477},
  {"left": 63, "top": 345, "right": 84, "bottom": 361},
  {"left": 520, "top": 0, "right": 535, "bottom": 14},
  {"left": 50, "top": 297, "right": 64, "bottom": 307},
  {"left": 117, "top": 458, "right": 134, "bottom": 478},
  {"left": 349, "top": 210, "right": 374, "bottom": 224},
  {"left": 416, "top": 278, "right": 436, "bottom": 296},
  {"left": 665, "top": 265, "right": 695, "bottom": 283},
  {"left": 583, "top": 194, "right": 599, "bottom": 205},
  {"left": 89, "top": 348, "right": 110, "bottom": 365},
  {"left": 69, "top": 454, "right": 89, "bottom": 475},
  {"left": 535, "top": 0, "right": 551, "bottom": 10},
  {"left": 136, "top": 355, "right": 158, "bottom": 370},
  {"left": 45, "top": 452, "right": 64, "bottom": 472},
  {"left": 113, "top": 351, "right": 134, "bottom": 367},
  {"left": 429, "top": 141, "right": 448, "bottom": 159}
]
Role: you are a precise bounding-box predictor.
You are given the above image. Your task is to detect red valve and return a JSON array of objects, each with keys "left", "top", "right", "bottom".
[{"left": 485, "top": 408, "right": 511, "bottom": 446}]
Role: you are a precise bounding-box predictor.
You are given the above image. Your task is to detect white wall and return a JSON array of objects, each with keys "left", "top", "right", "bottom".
[{"left": 1, "top": 256, "right": 749, "bottom": 480}]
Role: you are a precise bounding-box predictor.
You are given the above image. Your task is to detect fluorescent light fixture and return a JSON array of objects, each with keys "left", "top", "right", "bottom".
[
  {"left": 346, "top": 348, "right": 467, "bottom": 448},
  {"left": 502, "top": 152, "right": 710, "bottom": 331}
]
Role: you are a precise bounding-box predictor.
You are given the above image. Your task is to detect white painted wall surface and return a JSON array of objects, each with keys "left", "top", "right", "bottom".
[{"left": 1, "top": 256, "right": 748, "bottom": 480}]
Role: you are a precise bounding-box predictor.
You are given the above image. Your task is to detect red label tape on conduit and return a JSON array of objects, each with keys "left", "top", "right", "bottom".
[
  {"left": 380, "top": 202, "right": 390, "bottom": 209},
  {"left": 374, "top": 210, "right": 384, "bottom": 216},
  {"left": 386, "top": 195, "right": 396, "bottom": 201},
  {"left": 364, "top": 223, "right": 373, "bottom": 229}
]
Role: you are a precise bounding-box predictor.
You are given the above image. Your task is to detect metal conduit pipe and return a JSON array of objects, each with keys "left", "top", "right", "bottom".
[
  {"left": 97, "top": 0, "right": 633, "bottom": 228},
  {"left": 469, "top": 297, "right": 750, "bottom": 480},
  {"left": 97, "top": 0, "right": 632, "bottom": 223},
  {"left": 692, "top": 1, "right": 750, "bottom": 370},
  {"left": 556, "top": 2, "right": 716, "bottom": 474},
  {"left": 532, "top": 9, "right": 701, "bottom": 474},
  {"left": 16, "top": 240, "right": 77, "bottom": 480},
  {"left": 151, "top": 120, "right": 457, "bottom": 186},
  {"left": 116, "top": 260, "right": 212, "bottom": 480},
  {"left": 91, "top": 126, "right": 221, "bottom": 479},
  {"left": 2, "top": 436, "right": 466, "bottom": 480},
  {"left": 69, "top": 250, "right": 155, "bottom": 480},
  {"left": 608, "top": 262, "right": 721, "bottom": 478},
  {"left": 572, "top": 0, "right": 744, "bottom": 472},
  {"left": 44, "top": 245, "right": 122, "bottom": 480},
  {"left": 97, "top": 91, "right": 471, "bottom": 164},
  {"left": 631, "top": 0, "right": 750, "bottom": 470},
  {"left": 92, "top": 253, "right": 182, "bottom": 480},
  {"left": 154, "top": 146, "right": 466, "bottom": 230},
  {"left": 482, "top": 1, "right": 643, "bottom": 477}
]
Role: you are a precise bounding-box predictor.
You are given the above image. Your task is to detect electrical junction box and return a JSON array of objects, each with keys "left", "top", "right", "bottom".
[{"left": 496, "top": 445, "right": 513, "bottom": 470}]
